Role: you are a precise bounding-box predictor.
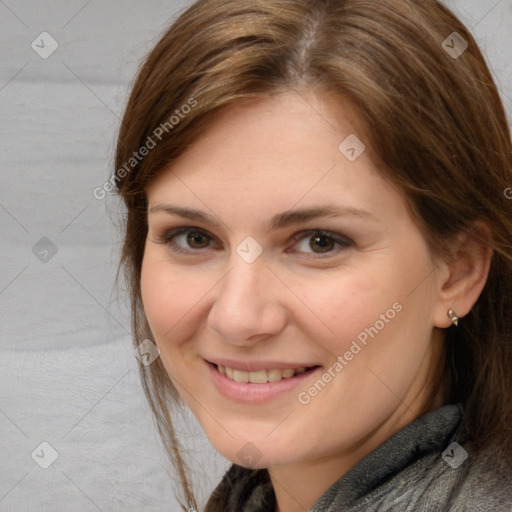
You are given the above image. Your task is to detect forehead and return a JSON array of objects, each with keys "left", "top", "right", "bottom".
[{"left": 145, "top": 91, "right": 402, "bottom": 224}]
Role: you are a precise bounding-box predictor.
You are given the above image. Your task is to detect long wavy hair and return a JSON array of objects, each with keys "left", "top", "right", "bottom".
[{"left": 114, "top": 0, "right": 512, "bottom": 510}]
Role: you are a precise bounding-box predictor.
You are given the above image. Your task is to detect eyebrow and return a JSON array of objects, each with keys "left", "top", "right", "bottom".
[{"left": 149, "top": 203, "right": 373, "bottom": 231}]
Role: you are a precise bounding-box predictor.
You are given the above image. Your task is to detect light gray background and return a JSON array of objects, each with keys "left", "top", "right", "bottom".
[{"left": 0, "top": 1, "right": 511, "bottom": 511}]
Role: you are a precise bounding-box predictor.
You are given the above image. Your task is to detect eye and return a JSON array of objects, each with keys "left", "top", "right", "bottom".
[
  {"left": 288, "top": 230, "right": 352, "bottom": 255},
  {"left": 155, "top": 227, "right": 352, "bottom": 257},
  {"left": 157, "top": 227, "right": 218, "bottom": 254}
]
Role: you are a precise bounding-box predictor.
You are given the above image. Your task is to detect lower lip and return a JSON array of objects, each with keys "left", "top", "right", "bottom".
[{"left": 206, "top": 361, "right": 322, "bottom": 403}]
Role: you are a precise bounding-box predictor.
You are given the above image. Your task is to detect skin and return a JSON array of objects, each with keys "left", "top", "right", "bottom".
[{"left": 140, "top": 91, "right": 491, "bottom": 512}]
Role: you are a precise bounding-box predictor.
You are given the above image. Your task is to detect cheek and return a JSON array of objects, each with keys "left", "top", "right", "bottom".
[
  {"left": 296, "top": 253, "right": 421, "bottom": 373},
  {"left": 140, "top": 249, "right": 205, "bottom": 347},
  {"left": 297, "top": 269, "right": 387, "bottom": 351}
]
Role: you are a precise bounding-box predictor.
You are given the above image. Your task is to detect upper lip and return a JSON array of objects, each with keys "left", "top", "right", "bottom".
[{"left": 206, "top": 358, "right": 320, "bottom": 372}]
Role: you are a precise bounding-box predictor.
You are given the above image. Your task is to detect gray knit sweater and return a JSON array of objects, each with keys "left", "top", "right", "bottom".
[{"left": 215, "top": 404, "right": 512, "bottom": 511}]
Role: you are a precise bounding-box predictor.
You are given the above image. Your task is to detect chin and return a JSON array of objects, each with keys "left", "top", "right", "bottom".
[{"left": 211, "top": 435, "right": 298, "bottom": 469}]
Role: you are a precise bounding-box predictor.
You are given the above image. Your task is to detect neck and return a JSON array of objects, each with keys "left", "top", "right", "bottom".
[{"left": 268, "top": 433, "right": 378, "bottom": 512}]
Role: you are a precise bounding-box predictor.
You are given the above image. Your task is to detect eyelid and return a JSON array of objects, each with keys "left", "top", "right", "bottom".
[
  {"left": 288, "top": 229, "right": 352, "bottom": 245},
  {"left": 158, "top": 226, "right": 212, "bottom": 240}
]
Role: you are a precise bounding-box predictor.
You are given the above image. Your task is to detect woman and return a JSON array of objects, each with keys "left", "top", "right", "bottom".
[{"left": 114, "top": 0, "right": 512, "bottom": 510}]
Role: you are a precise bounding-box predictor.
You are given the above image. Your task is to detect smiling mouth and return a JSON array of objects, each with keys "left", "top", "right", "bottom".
[{"left": 210, "top": 363, "right": 320, "bottom": 384}]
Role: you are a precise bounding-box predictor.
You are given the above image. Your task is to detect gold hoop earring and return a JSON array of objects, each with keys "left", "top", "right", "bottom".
[{"left": 447, "top": 309, "right": 459, "bottom": 326}]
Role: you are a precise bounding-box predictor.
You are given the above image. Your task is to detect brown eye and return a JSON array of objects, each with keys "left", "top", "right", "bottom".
[
  {"left": 157, "top": 227, "right": 217, "bottom": 254},
  {"left": 186, "top": 231, "right": 210, "bottom": 248},
  {"left": 289, "top": 230, "right": 352, "bottom": 256},
  {"left": 309, "top": 234, "right": 336, "bottom": 253}
]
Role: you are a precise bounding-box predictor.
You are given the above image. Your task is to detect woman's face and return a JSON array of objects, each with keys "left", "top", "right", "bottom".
[{"left": 141, "top": 91, "right": 446, "bottom": 470}]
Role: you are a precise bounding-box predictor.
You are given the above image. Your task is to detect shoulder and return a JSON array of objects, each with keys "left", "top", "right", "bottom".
[
  {"left": 317, "top": 441, "right": 512, "bottom": 511},
  {"left": 445, "top": 447, "right": 512, "bottom": 511},
  {"left": 388, "top": 443, "right": 512, "bottom": 511}
]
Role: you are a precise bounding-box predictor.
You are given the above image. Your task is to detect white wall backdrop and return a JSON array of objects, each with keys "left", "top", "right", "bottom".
[{"left": 0, "top": 1, "right": 511, "bottom": 511}]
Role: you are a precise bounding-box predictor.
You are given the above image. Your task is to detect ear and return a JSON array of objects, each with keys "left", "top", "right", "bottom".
[{"left": 432, "top": 221, "right": 493, "bottom": 328}]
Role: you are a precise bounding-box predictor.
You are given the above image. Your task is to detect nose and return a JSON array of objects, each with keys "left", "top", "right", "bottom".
[{"left": 207, "top": 258, "right": 287, "bottom": 346}]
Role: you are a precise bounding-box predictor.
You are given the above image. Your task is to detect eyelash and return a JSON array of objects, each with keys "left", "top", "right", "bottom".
[{"left": 155, "top": 226, "right": 353, "bottom": 257}]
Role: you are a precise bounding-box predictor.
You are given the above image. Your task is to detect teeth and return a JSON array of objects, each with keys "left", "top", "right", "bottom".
[
  {"left": 267, "top": 368, "right": 283, "bottom": 383},
  {"left": 249, "top": 370, "right": 267, "bottom": 384},
  {"left": 233, "top": 370, "right": 249, "bottom": 383},
  {"left": 218, "top": 365, "right": 309, "bottom": 383}
]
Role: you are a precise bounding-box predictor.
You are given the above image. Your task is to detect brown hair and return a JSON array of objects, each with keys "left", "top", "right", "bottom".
[{"left": 114, "top": 0, "right": 512, "bottom": 510}]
